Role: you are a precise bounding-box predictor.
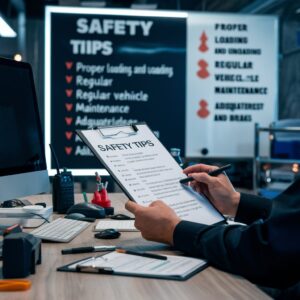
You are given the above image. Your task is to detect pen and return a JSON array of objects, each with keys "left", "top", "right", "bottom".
[
  {"left": 116, "top": 249, "right": 167, "bottom": 260},
  {"left": 179, "top": 164, "right": 232, "bottom": 184},
  {"left": 83, "top": 192, "right": 88, "bottom": 203},
  {"left": 62, "top": 245, "right": 116, "bottom": 255},
  {"left": 0, "top": 279, "right": 31, "bottom": 291}
]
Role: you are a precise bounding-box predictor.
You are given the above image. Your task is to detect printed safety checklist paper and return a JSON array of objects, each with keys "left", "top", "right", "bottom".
[
  {"left": 77, "top": 124, "right": 224, "bottom": 225},
  {"left": 67, "top": 252, "right": 207, "bottom": 279}
]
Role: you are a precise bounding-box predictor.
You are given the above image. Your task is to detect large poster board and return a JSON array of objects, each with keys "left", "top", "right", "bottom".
[
  {"left": 186, "top": 13, "right": 278, "bottom": 157},
  {"left": 45, "top": 8, "right": 278, "bottom": 174},
  {"left": 45, "top": 7, "right": 187, "bottom": 175}
]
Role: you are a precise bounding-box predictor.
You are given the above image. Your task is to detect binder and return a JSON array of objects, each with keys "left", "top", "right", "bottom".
[
  {"left": 76, "top": 123, "right": 225, "bottom": 225},
  {"left": 57, "top": 251, "right": 208, "bottom": 281}
]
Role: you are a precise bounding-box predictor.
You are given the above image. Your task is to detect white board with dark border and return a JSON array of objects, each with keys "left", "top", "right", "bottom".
[{"left": 45, "top": 8, "right": 278, "bottom": 175}]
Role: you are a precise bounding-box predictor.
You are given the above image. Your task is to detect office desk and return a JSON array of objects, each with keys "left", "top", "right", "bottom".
[{"left": 0, "top": 193, "right": 270, "bottom": 300}]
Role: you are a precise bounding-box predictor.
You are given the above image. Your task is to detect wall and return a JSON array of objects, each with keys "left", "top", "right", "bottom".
[{"left": 280, "top": 19, "right": 300, "bottom": 119}]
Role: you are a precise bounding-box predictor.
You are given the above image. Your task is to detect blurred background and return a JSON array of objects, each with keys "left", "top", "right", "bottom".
[{"left": 0, "top": 0, "right": 300, "bottom": 196}]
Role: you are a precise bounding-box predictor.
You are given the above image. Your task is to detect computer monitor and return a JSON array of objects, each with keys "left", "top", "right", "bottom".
[{"left": 0, "top": 57, "right": 49, "bottom": 202}]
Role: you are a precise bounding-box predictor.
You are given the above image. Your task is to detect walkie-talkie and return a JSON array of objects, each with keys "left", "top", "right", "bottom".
[{"left": 49, "top": 144, "right": 74, "bottom": 213}]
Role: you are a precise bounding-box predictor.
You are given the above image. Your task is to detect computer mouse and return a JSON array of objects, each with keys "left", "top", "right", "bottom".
[
  {"left": 94, "top": 228, "right": 121, "bottom": 239},
  {"left": 110, "top": 214, "right": 134, "bottom": 220},
  {"left": 67, "top": 203, "right": 105, "bottom": 219},
  {"left": 65, "top": 213, "right": 86, "bottom": 220}
]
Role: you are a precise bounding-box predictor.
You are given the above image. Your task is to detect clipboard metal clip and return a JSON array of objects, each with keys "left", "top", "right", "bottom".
[
  {"left": 98, "top": 124, "right": 139, "bottom": 140},
  {"left": 75, "top": 254, "right": 113, "bottom": 273},
  {"left": 76, "top": 265, "right": 114, "bottom": 274}
]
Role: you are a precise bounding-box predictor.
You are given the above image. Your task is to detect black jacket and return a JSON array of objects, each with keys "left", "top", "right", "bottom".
[{"left": 173, "top": 178, "right": 300, "bottom": 292}]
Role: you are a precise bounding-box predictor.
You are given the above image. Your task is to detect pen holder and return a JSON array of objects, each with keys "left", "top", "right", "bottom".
[
  {"left": 99, "top": 189, "right": 110, "bottom": 206},
  {"left": 91, "top": 191, "right": 102, "bottom": 206},
  {"left": 92, "top": 189, "right": 114, "bottom": 216}
]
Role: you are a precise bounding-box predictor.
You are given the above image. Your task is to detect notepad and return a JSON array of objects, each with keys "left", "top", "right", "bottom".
[
  {"left": 57, "top": 252, "right": 208, "bottom": 281},
  {"left": 94, "top": 220, "right": 139, "bottom": 232}
]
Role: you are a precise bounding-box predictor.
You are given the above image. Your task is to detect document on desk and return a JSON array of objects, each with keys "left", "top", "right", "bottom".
[
  {"left": 77, "top": 124, "right": 225, "bottom": 225},
  {"left": 94, "top": 220, "right": 138, "bottom": 232},
  {"left": 58, "top": 252, "right": 207, "bottom": 281}
]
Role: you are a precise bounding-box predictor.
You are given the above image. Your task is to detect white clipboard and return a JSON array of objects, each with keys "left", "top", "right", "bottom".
[
  {"left": 77, "top": 123, "right": 225, "bottom": 225},
  {"left": 58, "top": 251, "right": 208, "bottom": 281}
]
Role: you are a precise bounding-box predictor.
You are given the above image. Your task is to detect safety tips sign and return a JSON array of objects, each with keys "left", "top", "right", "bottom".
[
  {"left": 46, "top": 8, "right": 186, "bottom": 171},
  {"left": 45, "top": 8, "right": 278, "bottom": 173},
  {"left": 186, "top": 14, "right": 278, "bottom": 157}
]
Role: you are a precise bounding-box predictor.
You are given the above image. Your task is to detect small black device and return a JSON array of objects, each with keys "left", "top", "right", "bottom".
[
  {"left": 110, "top": 214, "right": 134, "bottom": 220},
  {"left": 2, "top": 232, "right": 42, "bottom": 278},
  {"left": 64, "top": 213, "right": 85, "bottom": 220},
  {"left": 50, "top": 144, "right": 74, "bottom": 213},
  {"left": 94, "top": 229, "right": 121, "bottom": 239},
  {"left": 1, "top": 199, "right": 32, "bottom": 208},
  {"left": 64, "top": 213, "right": 96, "bottom": 223},
  {"left": 67, "top": 203, "right": 106, "bottom": 219}
]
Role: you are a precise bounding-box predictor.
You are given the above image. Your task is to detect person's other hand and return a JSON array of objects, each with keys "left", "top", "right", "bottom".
[
  {"left": 183, "top": 164, "right": 240, "bottom": 217},
  {"left": 125, "top": 200, "right": 181, "bottom": 245}
]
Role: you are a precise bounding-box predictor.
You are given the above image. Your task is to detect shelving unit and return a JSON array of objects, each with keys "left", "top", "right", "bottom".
[{"left": 253, "top": 123, "right": 300, "bottom": 193}]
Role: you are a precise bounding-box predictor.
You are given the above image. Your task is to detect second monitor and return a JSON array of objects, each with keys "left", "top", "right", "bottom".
[{"left": 0, "top": 57, "right": 49, "bottom": 203}]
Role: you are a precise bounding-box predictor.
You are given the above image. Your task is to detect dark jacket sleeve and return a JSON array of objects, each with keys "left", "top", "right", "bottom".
[
  {"left": 173, "top": 180, "right": 300, "bottom": 289},
  {"left": 235, "top": 193, "right": 272, "bottom": 224}
]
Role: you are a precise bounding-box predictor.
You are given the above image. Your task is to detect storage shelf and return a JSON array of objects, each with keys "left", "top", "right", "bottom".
[
  {"left": 253, "top": 123, "right": 300, "bottom": 192},
  {"left": 256, "top": 158, "right": 300, "bottom": 164}
]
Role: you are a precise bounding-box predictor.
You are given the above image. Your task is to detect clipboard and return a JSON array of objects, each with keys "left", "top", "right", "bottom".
[
  {"left": 76, "top": 123, "right": 226, "bottom": 225},
  {"left": 77, "top": 123, "right": 149, "bottom": 202},
  {"left": 57, "top": 251, "right": 208, "bottom": 281}
]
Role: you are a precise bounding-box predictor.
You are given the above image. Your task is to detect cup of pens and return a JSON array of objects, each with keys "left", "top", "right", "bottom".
[{"left": 92, "top": 172, "right": 114, "bottom": 215}]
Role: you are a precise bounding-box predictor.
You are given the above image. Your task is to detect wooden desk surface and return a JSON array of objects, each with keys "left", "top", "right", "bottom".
[{"left": 0, "top": 193, "right": 270, "bottom": 300}]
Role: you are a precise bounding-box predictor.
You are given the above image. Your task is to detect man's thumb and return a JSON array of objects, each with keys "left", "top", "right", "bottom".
[{"left": 125, "top": 200, "right": 139, "bottom": 214}]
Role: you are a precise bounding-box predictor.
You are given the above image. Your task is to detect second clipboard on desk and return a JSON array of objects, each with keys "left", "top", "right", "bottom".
[{"left": 57, "top": 251, "right": 208, "bottom": 281}]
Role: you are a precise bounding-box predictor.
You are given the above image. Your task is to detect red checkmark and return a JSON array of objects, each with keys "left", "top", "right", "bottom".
[
  {"left": 65, "top": 61, "right": 73, "bottom": 70},
  {"left": 65, "top": 103, "right": 73, "bottom": 111},
  {"left": 65, "top": 75, "right": 73, "bottom": 84},
  {"left": 65, "top": 89, "right": 73, "bottom": 97},
  {"left": 65, "top": 131, "right": 73, "bottom": 140},
  {"left": 65, "top": 147, "right": 73, "bottom": 155},
  {"left": 65, "top": 117, "right": 73, "bottom": 125}
]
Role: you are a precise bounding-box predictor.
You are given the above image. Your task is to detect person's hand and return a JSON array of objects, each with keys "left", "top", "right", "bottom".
[
  {"left": 125, "top": 200, "right": 181, "bottom": 245},
  {"left": 183, "top": 164, "right": 240, "bottom": 217}
]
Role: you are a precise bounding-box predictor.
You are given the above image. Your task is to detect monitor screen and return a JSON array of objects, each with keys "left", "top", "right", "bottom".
[{"left": 0, "top": 57, "right": 49, "bottom": 201}]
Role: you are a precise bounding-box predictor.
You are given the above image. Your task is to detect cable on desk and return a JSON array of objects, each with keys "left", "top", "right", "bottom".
[{"left": 28, "top": 212, "right": 51, "bottom": 225}]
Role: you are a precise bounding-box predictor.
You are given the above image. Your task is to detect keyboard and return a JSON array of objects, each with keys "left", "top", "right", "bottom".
[{"left": 30, "top": 218, "right": 90, "bottom": 242}]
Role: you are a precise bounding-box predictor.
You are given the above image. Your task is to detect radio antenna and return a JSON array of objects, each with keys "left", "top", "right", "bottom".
[{"left": 49, "top": 144, "right": 61, "bottom": 174}]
